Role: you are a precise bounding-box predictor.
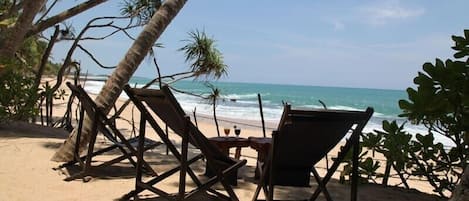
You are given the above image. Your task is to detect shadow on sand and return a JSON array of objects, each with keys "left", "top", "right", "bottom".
[{"left": 0, "top": 121, "right": 69, "bottom": 139}]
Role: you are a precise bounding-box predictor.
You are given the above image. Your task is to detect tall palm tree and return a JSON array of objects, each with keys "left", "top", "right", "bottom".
[
  {"left": 178, "top": 30, "right": 228, "bottom": 137},
  {"left": 52, "top": 0, "right": 187, "bottom": 162}
]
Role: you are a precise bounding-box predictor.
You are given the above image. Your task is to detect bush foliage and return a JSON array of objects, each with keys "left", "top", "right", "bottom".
[{"left": 345, "top": 30, "right": 469, "bottom": 198}]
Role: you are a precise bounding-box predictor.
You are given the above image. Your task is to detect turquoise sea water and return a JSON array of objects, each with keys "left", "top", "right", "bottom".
[{"left": 85, "top": 76, "right": 437, "bottom": 142}]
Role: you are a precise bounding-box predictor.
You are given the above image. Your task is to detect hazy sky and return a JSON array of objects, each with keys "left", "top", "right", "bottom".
[{"left": 50, "top": 0, "right": 469, "bottom": 90}]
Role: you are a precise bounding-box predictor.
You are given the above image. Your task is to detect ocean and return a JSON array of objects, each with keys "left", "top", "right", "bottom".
[{"left": 82, "top": 76, "right": 450, "bottom": 145}]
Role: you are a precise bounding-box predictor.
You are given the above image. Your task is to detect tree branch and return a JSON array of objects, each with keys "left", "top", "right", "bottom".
[
  {"left": 26, "top": 0, "right": 108, "bottom": 37},
  {"left": 35, "top": 0, "right": 59, "bottom": 23},
  {"left": 76, "top": 44, "right": 116, "bottom": 69}
]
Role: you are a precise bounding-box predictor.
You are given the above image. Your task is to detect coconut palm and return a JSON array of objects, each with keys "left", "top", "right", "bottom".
[{"left": 52, "top": 0, "right": 187, "bottom": 162}]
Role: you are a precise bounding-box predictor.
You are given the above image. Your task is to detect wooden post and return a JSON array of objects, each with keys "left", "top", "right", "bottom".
[{"left": 257, "top": 93, "right": 266, "bottom": 137}]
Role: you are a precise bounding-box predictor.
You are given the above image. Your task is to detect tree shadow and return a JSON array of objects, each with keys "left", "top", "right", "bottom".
[
  {"left": 54, "top": 144, "right": 207, "bottom": 182},
  {"left": 0, "top": 121, "right": 68, "bottom": 139}
]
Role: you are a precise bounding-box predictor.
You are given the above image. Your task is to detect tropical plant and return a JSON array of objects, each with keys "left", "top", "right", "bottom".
[
  {"left": 339, "top": 145, "right": 380, "bottom": 185},
  {"left": 108, "top": 29, "right": 228, "bottom": 120},
  {"left": 0, "top": 0, "right": 111, "bottom": 121},
  {"left": 178, "top": 30, "right": 228, "bottom": 79},
  {"left": 361, "top": 120, "right": 413, "bottom": 188},
  {"left": 398, "top": 30, "right": 469, "bottom": 197},
  {"left": 340, "top": 30, "right": 469, "bottom": 199},
  {"left": 0, "top": 34, "right": 60, "bottom": 122},
  {"left": 0, "top": 63, "right": 38, "bottom": 122},
  {"left": 52, "top": 0, "right": 187, "bottom": 162},
  {"left": 348, "top": 30, "right": 469, "bottom": 198},
  {"left": 0, "top": 0, "right": 109, "bottom": 75}
]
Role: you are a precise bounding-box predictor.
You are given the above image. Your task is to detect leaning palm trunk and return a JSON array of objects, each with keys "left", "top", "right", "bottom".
[{"left": 51, "top": 0, "right": 187, "bottom": 162}]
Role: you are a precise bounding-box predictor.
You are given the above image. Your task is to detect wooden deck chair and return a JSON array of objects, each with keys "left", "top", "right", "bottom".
[
  {"left": 252, "top": 104, "right": 373, "bottom": 201},
  {"left": 57, "top": 82, "right": 161, "bottom": 182},
  {"left": 122, "top": 84, "right": 247, "bottom": 201}
]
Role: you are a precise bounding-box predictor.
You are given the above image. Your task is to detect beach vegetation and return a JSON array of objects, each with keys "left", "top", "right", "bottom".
[
  {"left": 346, "top": 29, "right": 469, "bottom": 198},
  {"left": 179, "top": 30, "right": 228, "bottom": 79},
  {"left": 52, "top": 0, "right": 188, "bottom": 162},
  {"left": 0, "top": 0, "right": 114, "bottom": 123},
  {"left": 398, "top": 29, "right": 469, "bottom": 197},
  {"left": 0, "top": 34, "right": 61, "bottom": 122}
]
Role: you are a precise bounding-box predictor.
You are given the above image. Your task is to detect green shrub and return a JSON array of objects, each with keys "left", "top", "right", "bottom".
[{"left": 0, "top": 65, "right": 38, "bottom": 122}]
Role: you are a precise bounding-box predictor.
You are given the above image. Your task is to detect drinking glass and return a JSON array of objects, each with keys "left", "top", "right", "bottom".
[
  {"left": 234, "top": 128, "right": 241, "bottom": 138},
  {"left": 223, "top": 128, "right": 230, "bottom": 137}
]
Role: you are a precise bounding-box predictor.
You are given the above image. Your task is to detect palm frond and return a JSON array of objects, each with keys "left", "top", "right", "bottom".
[{"left": 179, "top": 29, "right": 228, "bottom": 79}]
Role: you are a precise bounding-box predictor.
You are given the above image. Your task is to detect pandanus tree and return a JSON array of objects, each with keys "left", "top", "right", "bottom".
[
  {"left": 178, "top": 30, "right": 227, "bottom": 79},
  {"left": 52, "top": 0, "right": 187, "bottom": 162},
  {"left": 106, "top": 29, "right": 229, "bottom": 125},
  {"left": 177, "top": 30, "right": 227, "bottom": 137}
]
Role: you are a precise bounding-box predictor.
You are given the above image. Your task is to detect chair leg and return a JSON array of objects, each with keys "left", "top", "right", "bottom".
[
  {"left": 310, "top": 168, "right": 333, "bottom": 201},
  {"left": 75, "top": 107, "right": 85, "bottom": 165},
  {"left": 267, "top": 184, "right": 274, "bottom": 201},
  {"left": 252, "top": 182, "right": 262, "bottom": 201},
  {"left": 83, "top": 115, "right": 99, "bottom": 180},
  {"left": 351, "top": 134, "right": 360, "bottom": 201},
  {"left": 134, "top": 116, "right": 146, "bottom": 201},
  {"left": 220, "top": 179, "right": 239, "bottom": 201},
  {"left": 252, "top": 161, "right": 265, "bottom": 201},
  {"left": 178, "top": 127, "right": 189, "bottom": 200},
  {"left": 65, "top": 115, "right": 99, "bottom": 182}
]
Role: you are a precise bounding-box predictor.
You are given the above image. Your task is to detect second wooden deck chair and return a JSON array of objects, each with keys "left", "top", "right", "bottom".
[
  {"left": 252, "top": 104, "right": 373, "bottom": 201},
  {"left": 122, "top": 84, "right": 247, "bottom": 200},
  {"left": 57, "top": 82, "right": 161, "bottom": 181}
]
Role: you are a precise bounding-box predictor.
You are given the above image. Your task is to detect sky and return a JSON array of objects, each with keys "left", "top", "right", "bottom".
[{"left": 49, "top": 0, "right": 469, "bottom": 90}]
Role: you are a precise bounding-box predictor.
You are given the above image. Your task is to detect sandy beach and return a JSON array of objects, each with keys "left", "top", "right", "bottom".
[{"left": 0, "top": 83, "right": 448, "bottom": 201}]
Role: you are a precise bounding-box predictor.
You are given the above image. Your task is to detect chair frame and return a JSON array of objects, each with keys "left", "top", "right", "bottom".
[
  {"left": 56, "top": 82, "right": 161, "bottom": 182},
  {"left": 252, "top": 104, "right": 373, "bottom": 201},
  {"left": 122, "top": 84, "right": 247, "bottom": 200}
]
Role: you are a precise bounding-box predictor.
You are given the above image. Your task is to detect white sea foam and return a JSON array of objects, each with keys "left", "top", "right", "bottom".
[
  {"left": 82, "top": 80, "right": 105, "bottom": 95},
  {"left": 222, "top": 93, "right": 259, "bottom": 100}
]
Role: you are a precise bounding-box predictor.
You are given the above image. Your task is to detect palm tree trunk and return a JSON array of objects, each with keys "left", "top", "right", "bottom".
[{"left": 51, "top": 0, "right": 187, "bottom": 162}]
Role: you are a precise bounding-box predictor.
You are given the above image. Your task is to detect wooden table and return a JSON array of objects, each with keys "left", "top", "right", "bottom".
[
  {"left": 248, "top": 137, "right": 272, "bottom": 179},
  {"left": 206, "top": 136, "right": 250, "bottom": 185},
  {"left": 208, "top": 136, "right": 250, "bottom": 159}
]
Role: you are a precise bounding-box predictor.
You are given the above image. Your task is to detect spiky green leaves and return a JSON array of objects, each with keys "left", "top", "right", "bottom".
[
  {"left": 179, "top": 30, "right": 228, "bottom": 79},
  {"left": 120, "top": 0, "right": 162, "bottom": 25}
]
